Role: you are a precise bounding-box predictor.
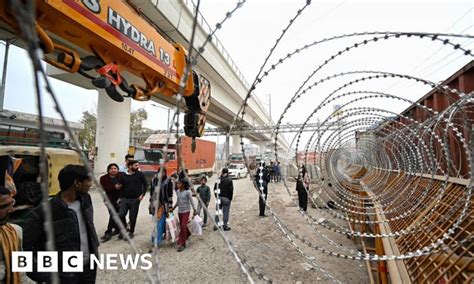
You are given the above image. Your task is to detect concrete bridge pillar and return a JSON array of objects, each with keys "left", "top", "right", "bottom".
[
  {"left": 224, "top": 135, "right": 230, "bottom": 162},
  {"left": 231, "top": 135, "right": 241, "bottom": 154},
  {"left": 255, "top": 141, "right": 267, "bottom": 155},
  {"left": 95, "top": 90, "right": 131, "bottom": 174}
]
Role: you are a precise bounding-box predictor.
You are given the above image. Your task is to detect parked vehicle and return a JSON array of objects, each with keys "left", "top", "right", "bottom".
[
  {"left": 0, "top": 145, "right": 82, "bottom": 197},
  {"left": 130, "top": 134, "right": 216, "bottom": 183},
  {"left": 228, "top": 164, "right": 248, "bottom": 179},
  {"left": 0, "top": 145, "right": 82, "bottom": 226},
  {"left": 229, "top": 153, "right": 244, "bottom": 164}
]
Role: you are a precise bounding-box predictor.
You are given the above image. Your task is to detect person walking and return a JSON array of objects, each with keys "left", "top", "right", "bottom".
[
  {"left": 23, "top": 165, "right": 99, "bottom": 283},
  {"left": 269, "top": 161, "right": 275, "bottom": 183},
  {"left": 274, "top": 161, "right": 281, "bottom": 182},
  {"left": 214, "top": 168, "right": 233, "bottom": 231},
  {"left": 150, "top": 168, "right": 173, "bottom": 245},
  {"left": 99, "top": 163, "right": 123, "bottom": 242},
  {"left": 170, "top": 179, "right": 196, "bottom": 252},
  {"left": 256, "top": 163, "right": 270, "bottom": 217},
  {"left": 296, "top": 165, "right": 310, "bottom": 211},
  {"left": 150, "top": 168, "right": 174, "bottom": 214},
  {"left": 0, "top": 186, "right": 22, "bottom": 284},
  {"left": 118, "top": 160, "right": 147, "bottom": 240},
  {"left": 196, "top": 176, "right": 211, "bottom": 226}
]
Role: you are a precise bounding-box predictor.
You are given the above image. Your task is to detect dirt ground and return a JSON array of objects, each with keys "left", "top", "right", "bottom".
[{"left": 89, "top": 175, "right": 369, "bottom": 283}]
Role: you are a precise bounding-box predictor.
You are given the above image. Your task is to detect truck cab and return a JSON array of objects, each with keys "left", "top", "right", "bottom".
[
  {"left": 132, "top": 147, "right": 177, "bottom": 183},
  {"left": 135, "top": 134, "right": 216, "bottom": 183}
]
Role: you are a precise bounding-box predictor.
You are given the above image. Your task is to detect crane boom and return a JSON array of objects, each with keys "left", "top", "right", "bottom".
[{"left": 0, "top": 0, "right": 211, "bottom": 137}]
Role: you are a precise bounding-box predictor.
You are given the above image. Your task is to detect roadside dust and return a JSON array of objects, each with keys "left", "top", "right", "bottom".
[{"left": 89, "top": 176, "right": 369, "bottom": 283}]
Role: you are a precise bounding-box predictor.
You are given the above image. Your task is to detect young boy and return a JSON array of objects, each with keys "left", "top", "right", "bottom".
[{"left": 196, "top": 176, "right": 211, "bottom": 226}]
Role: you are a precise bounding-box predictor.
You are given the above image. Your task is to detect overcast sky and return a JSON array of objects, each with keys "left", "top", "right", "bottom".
[
  {"left": 197, "top": 0, "right": 472, "bottom": 123},
  {"left": 0, "top": 0, "right": 472, "bottom": 147}
]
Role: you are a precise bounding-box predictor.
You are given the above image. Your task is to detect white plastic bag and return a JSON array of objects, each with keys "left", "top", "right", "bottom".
[
  {"left": 166, "top": 213, "right": 178, "bottom": 242},
  {"left": 190, "top": 215, "right": 203, "bottom": 235}
]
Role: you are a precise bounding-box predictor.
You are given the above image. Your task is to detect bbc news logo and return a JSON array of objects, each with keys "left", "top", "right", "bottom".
[{"left": 12, "top": 252, "right": 153, "bottom": 272}]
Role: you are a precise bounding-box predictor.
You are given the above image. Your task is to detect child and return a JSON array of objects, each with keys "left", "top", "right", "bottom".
[
  {"left": 196, "top": 176, "right": 211, "bottom": 226},
  {"left": 171, "top": 179, "right": 196, "bottom": 252}
]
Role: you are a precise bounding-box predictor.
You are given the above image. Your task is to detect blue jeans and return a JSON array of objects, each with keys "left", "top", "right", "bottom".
[
  {"left": 197, "top": 201, "right": 210, "bottom": 224},
  {"left": 215, "top": 197, "right": 231, "bottom": 226}
]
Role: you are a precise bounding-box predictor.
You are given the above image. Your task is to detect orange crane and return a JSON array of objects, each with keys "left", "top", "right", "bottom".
[{"left": 0, "top": 0, "right": 211, "bottom": 138}]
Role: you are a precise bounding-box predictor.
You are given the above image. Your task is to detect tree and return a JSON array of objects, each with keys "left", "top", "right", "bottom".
[
  {"left": 78, "top": 110, "right": 96, "bottom": 150},
  {"left": 130, "top": 107, "right": 148, "bottom": 135},
  {"left": 77, "top": 107, "right": 151, "bottom": 149},
  {"left": 130, "top": 107, "right": 152, "bottom": 145}
]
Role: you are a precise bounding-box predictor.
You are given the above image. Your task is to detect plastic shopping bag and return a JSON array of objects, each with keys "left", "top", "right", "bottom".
[
  {"left": 165, "top": 213, "right": 178, "bottom": 242},
  {"left": 190, "top": 215, "right": 203, "bottom": 236}
]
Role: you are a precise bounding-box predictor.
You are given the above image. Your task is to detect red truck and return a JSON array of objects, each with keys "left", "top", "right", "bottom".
[{"left": 132, "top": 134, "right": 216, "bottom": 183}]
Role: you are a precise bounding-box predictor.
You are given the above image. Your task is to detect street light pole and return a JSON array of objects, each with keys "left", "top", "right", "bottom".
[
  {"left": 266, "top": 93, "right": 272, "bottom": 123},
  {"left": 0, "top": 41, "right": 11, "bottom": 112},
  {"left": 166, "top": 108, "right": 170, "bottom": 131}
]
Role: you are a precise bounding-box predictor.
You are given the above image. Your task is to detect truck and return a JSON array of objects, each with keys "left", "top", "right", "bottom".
[{"left": 131, "top": 134, "right": 216, "bottom": 183}]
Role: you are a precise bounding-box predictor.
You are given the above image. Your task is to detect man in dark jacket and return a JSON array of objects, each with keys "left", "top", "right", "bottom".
[
  {"left": 256, "top": 162, "right": 271, "bottom": 217},
  {"left": 99, "top": 163, "right": 123, "bottom": 242},
  {"left": 118, "top": 160, "right": 147, "bottom": 239},
  {"left": 22, "top": 165, "right": 99, "bottom": 283},
  {"left": 214, "top": 168, "right": 233, "bottom": 231}
]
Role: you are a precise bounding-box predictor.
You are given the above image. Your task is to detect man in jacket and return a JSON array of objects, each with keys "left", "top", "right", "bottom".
[
  {"left": 99, "top": 163, "right": 123, "bottom": 242},
  {"left": 22, "top": 165, "right": 99, "bottom": 283},
  {"left": 118, "top": 160, "right": 147, "bottom": 239},
  {"left": 214, "top": 168, "right": 233, "bottom": 231},
  {"left": 256, "top": 162, "right": 271, "bottom": 217}
]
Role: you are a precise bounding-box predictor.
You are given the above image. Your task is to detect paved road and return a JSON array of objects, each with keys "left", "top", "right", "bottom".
[{"left": 88, "top": 174, "right": 369, "bottom": 283}]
